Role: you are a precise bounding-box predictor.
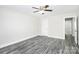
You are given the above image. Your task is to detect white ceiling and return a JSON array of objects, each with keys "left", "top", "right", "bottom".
[{"left": 0, "top": 5, "right": 79, "bottom": 16}]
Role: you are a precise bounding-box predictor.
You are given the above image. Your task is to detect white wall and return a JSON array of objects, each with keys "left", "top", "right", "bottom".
[
  {"left": 0, "top": 8, "right": 40, "bottom": 48},
  {"left": 65, "top": 19, "right": 72, "bottom": 34},
  {"left": 41, "top": 18, "right": 48, "bottom": 36},
  {"left": 0, "top": 6, "right": 78, "bottom": 48},
  {"left": 41, "top": 13, "right": 77, "bottom": 39}
]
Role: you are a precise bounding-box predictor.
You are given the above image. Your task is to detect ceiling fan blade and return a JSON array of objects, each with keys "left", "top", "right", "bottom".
[
  {"left": 44, "top": 5, "right": 49, "bottom": 8},
  {"left": 32, "top": 7, "right": 39, "bottom": 9},
  {"left": 33, "top": 11, "right": 39, "bottom": 13},
  {"left": 44, "top": 9, "right": 52, "bottom": 11}
]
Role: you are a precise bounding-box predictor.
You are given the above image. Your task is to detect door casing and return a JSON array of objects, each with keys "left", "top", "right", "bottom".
[{"left": 65, "top": 16, "right": 78, "bottom": 45}]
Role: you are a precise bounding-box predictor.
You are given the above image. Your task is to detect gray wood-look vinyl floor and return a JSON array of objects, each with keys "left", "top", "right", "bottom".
[{"left": 0, "top": 36, "right": 78, "bottom": 54}]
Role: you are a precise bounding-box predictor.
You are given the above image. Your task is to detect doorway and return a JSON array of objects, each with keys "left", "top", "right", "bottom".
[{"left": 65, "top": 17, "right": 78, "bottom": 46}]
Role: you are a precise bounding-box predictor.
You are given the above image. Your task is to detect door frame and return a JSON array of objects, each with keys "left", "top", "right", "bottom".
[{"left": 64, "top": 16, "right": 78, "bottom": 45}]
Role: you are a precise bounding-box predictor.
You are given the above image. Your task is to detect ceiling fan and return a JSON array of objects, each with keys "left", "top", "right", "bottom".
[{"left": 32, "top": 5, "right": 53, "bottom": 15}]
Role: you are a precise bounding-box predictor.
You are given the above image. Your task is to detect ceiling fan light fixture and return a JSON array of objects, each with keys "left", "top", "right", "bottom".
[
  {"left": 38, "top": 10, "right": 45, "bottom": 14},
  {"left": 32, "top": 5, "right": 53, "bottom": 15}
]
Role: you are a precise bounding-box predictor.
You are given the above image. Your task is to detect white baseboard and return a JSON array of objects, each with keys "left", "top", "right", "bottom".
[
  {"left": 0, "top": 35, "right": 64, "bottom": 49},
  {"left": 47, "top": 35, "right": 65, "bottom": 40},
  {"left": 39, "top": 35, "right": 65, "bottom": 40},
  {"left": 0, "top": 35, "right": 37, "bottom": 49}
]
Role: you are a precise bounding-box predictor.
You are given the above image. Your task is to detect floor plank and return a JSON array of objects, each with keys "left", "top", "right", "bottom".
[{"left": 0, "top": 36, "right": 78, "bottom": 54}]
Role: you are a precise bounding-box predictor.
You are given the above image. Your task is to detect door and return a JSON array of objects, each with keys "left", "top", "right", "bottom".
[{"left": 65, "top": 17, "right": 78, "bottom": 45}]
